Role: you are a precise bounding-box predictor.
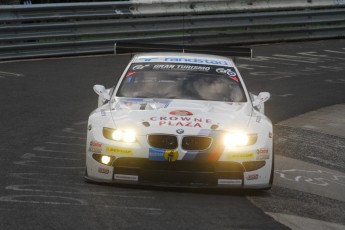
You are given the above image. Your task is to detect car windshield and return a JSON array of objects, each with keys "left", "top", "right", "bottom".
[{"left": 116, "top": 62, "right": 247, "bottom": 102}]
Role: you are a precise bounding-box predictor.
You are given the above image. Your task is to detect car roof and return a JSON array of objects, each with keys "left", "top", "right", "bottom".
[{"left": 131, "top": 52, "right": 235, "bottom": 67}]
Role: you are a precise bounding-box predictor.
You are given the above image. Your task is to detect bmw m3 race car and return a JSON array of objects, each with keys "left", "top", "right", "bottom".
[{"left": 85, "top": 43, "right": 273, "bottom": 189}]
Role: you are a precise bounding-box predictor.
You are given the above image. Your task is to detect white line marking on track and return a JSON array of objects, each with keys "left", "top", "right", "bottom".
[
  {"left": 22, "top": 153, "right": 81, "bottom": 161},
  {"left": 275, "top": 169, "right": 345, "bottom": 187},
  {"left": 54, "top": 135, "right": 86, "bottom": 140},
  {"left": 6, "top": 185, "right": 155, "bottom": 199},
  {"left": 319, "top": 66, "right": 345, "bottom": 71},
  {"left": 46, "top": 142, "right": 85, "bottom": 147},
  {"left": 63, "top": 128, "right": 85, "bottom": 135},
  {"left": 252, "top": 56, "right": 298, "bottom": 66},
  {"left": 259, "top": 55, "right": 317, "bottom": 64},
  {"left": 325, "top": 79, "right": 345, "bottom": 83},
  {"left": 0, "top": 195, "right": 88, "bottom": 205},
  {"left": 13, "top": 160, "right": 84, "bottom": 169},
  {"left": 33, "top": 146, "right": 81, "bottom": 154},
  {"left": 9, "top": 173, "right": 156, "bottom": 193},
  {"left": 0, "top": 195, "right": 162, "bottom": 211},
  {"left": 97, "top": 205, "right": 161, "bottom": 212},
  {"left": 273, "top": 94, "right": 294, "bottom": 97},
  {"left": 306, "top": 156, "right": 344, "bottom": 168},
  {"left": 274, "top": 54, "right": 322, "bottom": 63},
  {"left": 324, "top": 49, "right": 345, "bottom": 55},
  {"left": 0, "top": 71, "right": 24, "bottom": 77},
  {"left": 270, "top": 76, "right": 293, "bottom": 80},
  {"left": 237, "top": 64, "right": 275, "bottom": 70},
  {"left": 298, "top": 51, "right": 345, "bottom": 61},
  {"left": 73, "top": 121, "right": 87, "bottom": 126}
]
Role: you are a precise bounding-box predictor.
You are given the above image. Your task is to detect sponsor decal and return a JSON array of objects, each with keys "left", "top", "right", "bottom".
[
  {"left": 133, "top": 64, "right": 150, "bottom": 70},
  {"left": 114, "top": 174, "right": 138, "bottom": 181},
  {"left": 182, "top": 150, "right": 199, "bottom": 161},
  {"left": 153, "top": 64, "right": 176, "bottom": 70},
  {"left": 164, "top": 149, "right": 179, "bottom": 162},
  {"left": 149, "top": 148, "right": 165, "bottom": 161},
  {"left": 256, "top": 149, "right": 269, "bottom": 154},
  {"left": 126, "top": 71, "right": 136, "bottom": 77},
  {"left": 176, "top": 65, "right": 210, "bottom": 71},
  {"left": 137, "top": 57, "right": 159, "bottom": 62},
  {"left": 182, "top": 129, "right": 224, "bottom": 161},
  {"left": 229, "top": 71, "right": 237, "bottom": 77},
  {"left": 230, "top": 76, "right": 239, "bottom": 82},
  {"left": 216, "top": 68, "right": 233, "bottom": 75},
  {"left": 138, "top": 57, "right": 230, "bottom": 66},
  {"left": 256, "top": 149, "right": 269, "bottom": 160},
  {"left": 149, "top": 148, "right": 178, "bottom": 162},
  {"left": 105, "top": 146, "right": 133, "bottom": 155},
  {"left": 216, "top": 68, "right": 238, "bottom": 81},
  {"left": 153, "top": 64, "right": 211, "bottom": 72},
  {"left": 226, "top": 152, "right": 254, "bottom": 160},
  {"left": 256, "top": 155, "right": 270, "bottom": 160},
  {"left": 246, "top": 174, "right": 259, "bottom": 180},
  {"left": 90, "top": 141, "right": 102, "bottom": 148},
  {"left": 150, "top": 116, "right": 212, "bottom": 128},
  {"left": 88, "top": 141, "right": 102, "bottom": 153},
  {"left": 159, "top": 121, "right": 202, "bottom": 128},
  {"left": 98, "top": 167, "right": 110, "bottom": 174},
  {"left": 169, "top": 110, "right": 193, "bottom": 116},
  {"left": 218, "top": 179, "right": 242, "bottom": 185}
]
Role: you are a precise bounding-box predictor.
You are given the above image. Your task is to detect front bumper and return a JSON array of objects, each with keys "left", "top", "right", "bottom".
[{"left": 86, "top": 156, "right": 272, "bottom": 189}]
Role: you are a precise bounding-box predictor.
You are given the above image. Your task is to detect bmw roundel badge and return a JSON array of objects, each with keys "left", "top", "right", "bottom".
[{"left": 176, "top": 129, "right": 184, "bottom": 134}]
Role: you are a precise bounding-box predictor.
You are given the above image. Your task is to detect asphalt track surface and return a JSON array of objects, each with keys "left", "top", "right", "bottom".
[{"left": 0, "top": 39, "right": 344, "bottom": 229}]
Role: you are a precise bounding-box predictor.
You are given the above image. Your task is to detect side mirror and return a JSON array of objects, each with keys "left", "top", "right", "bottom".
[
  {"left": 252, "top": 92, "right": 270, "bottom": 107},
  {"left": 252, "top": 92, "right": 270, "bottom": 114},
  {"left": 93, "top": 85, "right": 110, "bottom": 106}
]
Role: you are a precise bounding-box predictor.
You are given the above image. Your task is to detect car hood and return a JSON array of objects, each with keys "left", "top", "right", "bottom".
[{"left": 110, "top": 98, "right": 253, "bottom": 134}]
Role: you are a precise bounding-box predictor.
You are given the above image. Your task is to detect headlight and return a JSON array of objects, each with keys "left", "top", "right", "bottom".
[
  {"left": 103, "top": 127, "right": 136, "bottom": 143},
  {"left": 223, "top": 132, "right": 257, "bottom": 147}
]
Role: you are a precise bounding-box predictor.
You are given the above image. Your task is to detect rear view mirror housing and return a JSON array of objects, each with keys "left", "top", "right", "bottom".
[
  {"left": 253, "top": 92, "right": 270, "bottom": 107},
  {"left": 252, "top": 92, "right": 270, "bottom": 114},
  {"left": 93, "top": 85, "right": 110, "bottom": 106}
]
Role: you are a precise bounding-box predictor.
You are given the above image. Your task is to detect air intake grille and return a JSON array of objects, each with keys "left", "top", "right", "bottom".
[
  {"left": 182, "top": 136, "right": 212, "bottom": 150},
  {"left": 148, "top": 134, "right": 178, "bottom": 149}
]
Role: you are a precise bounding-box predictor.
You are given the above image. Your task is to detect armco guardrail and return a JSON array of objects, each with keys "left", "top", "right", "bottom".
[{"left": 0, "top": 0, "right": 345, "bottom": 61}]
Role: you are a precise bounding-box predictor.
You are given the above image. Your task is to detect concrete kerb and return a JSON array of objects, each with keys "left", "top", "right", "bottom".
[
  {"left": 276, "top": 104, "right": 345, "bottom": 139},
  {"left": 274, "top": 104, "right": 345, "bottom": 174},
  {"left": 271, "top": 104, "right": 345, "bottom": 229}
]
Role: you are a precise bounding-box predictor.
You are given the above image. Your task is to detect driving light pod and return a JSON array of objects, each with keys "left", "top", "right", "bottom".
[
  {"left": 103, "top": 127, "right": 136, "bottom": 142},
  {"left": 223, "top": 132, "right": 257, "bottom": 147},
  {"left": 101, "top": 155, "right": 111, "bottom": 165},
  {"left": 92, "top": 154, "right": 116, "bottom": 166}
]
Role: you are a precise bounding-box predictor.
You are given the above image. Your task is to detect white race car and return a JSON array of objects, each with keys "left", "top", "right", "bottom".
[{"left": 85, "top": 43, "right": 273, "bottom": 189}]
